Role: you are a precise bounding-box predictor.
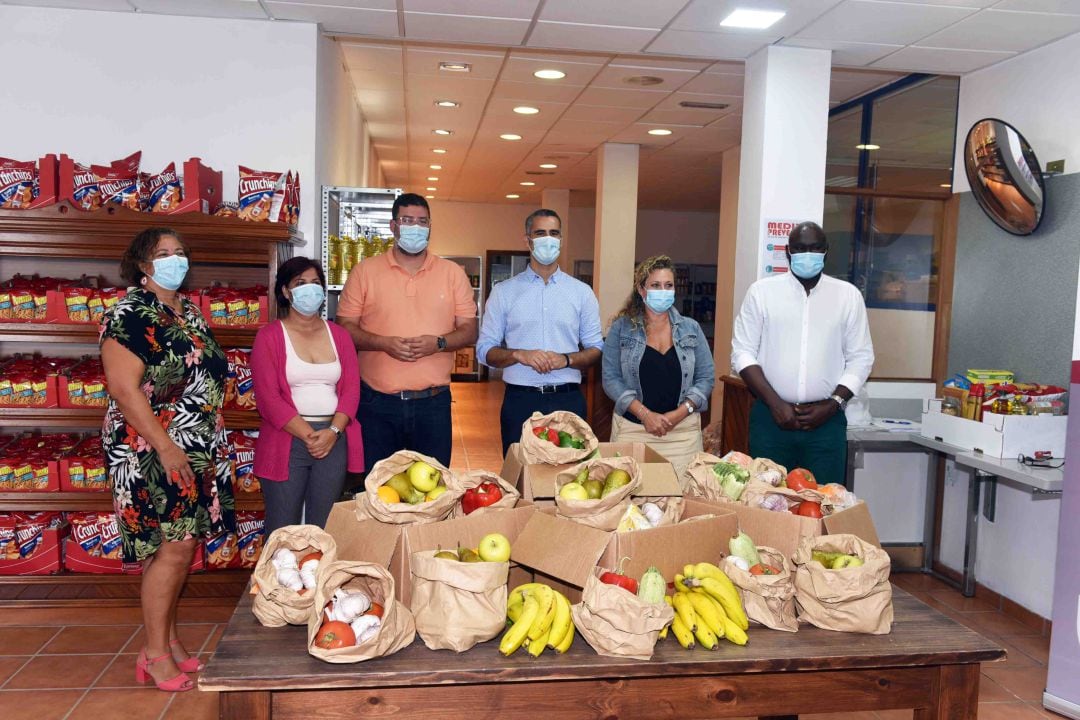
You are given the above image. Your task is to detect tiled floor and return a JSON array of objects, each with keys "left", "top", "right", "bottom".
[{"left": 0, "top": 381, "right": 1066, "bottom": 719}]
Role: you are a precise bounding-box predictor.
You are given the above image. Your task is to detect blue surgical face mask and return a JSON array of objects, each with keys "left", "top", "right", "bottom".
[
  {"left": 644, "top": 289, "right": 675, "bottom": 314},
  {"left": 150, "top": 254, "right": 188, "bottom": 291},
  {"left": 289, "top": 283, "right": 325, "bottom": 316},
  {"left": 396, "top": 224, "right": 430, "bottom": 254},
  {"left": 530, "top": 236, "right": 561, "bottom": 266},
  {"left": 789, "top": 251, "right": 826, "bottom": 280}
]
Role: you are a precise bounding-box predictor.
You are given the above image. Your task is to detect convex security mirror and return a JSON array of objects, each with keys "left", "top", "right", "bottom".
[{"left": 963, "top": 118, "right": 1045, "bottom": 235}]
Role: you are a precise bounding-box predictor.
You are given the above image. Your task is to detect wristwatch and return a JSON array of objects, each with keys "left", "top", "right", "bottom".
[
  {"left": 684, "top": 401, "right": 695, "bottom": 414},
  {"left": 830, "top": 394, "right": 848, "bottom": 410},
  {"left": 436, "top": 336, "right": 447, "bottom": 351},
  {"left": 329, "top": 425, "right": 342, "bottom": 436}
]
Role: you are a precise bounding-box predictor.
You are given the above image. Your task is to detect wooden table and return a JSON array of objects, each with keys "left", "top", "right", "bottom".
[{"left": 201, "top": 587, "right": 1004, "bottom": 720}]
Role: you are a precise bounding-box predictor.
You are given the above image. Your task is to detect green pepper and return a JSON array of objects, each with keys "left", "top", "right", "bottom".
[
  {"left": 570, "top": 437, "right": 585, "bottom": 450},
  {"left": 558, "top": 430, "right": 574, "bottom": 448}
]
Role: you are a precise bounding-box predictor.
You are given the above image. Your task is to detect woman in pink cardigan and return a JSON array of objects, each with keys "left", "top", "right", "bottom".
[{"left": 251, "top": 258, "right": 363, "bottom": 533}]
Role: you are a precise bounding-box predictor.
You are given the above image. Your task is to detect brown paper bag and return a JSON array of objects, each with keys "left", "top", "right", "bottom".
[
  {"left": 451, "top": 470, "right": 521, "bottom": 519},
  {"left": 722, "top": 546, "right": 798, "bottom": 633},
  {"left": 741, "top": 479, "right": 835, "bottom": 515},
  {"left": 681, "top": 452, "right": 728, "bottom": 500},
  {"left": 355, "top": 450, "right": 464, "bottom": 525},
  {"left": 634, "top": 496, "right": 684, "bottom": 528},
  {"left": 554, "top": 456, "right": 640, "bottom": 531},
  {"left": 519, "top": 411, "right": 598, "bottom": 464},
  {"left": 409, "top": 550, "right": 509, "bottom": 652},
  {"left": 308, "top": 560, "right": 416, "bottom": 663},
  {"left": 252, "top": 525, "right": 337, "bottom": 627},
  {"left": 748, "top": 457, "right": 787, "bottom": 487},
  {"left": 792, "top": 534, "right": 893, "bottom": 635},
  {"left": 570, "top": 568, "right": 674, "bottom": 660}
]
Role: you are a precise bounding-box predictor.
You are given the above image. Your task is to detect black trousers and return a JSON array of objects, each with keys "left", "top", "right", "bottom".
[{"left": 499, "top": 384, "right": 587, "bottom": 457}]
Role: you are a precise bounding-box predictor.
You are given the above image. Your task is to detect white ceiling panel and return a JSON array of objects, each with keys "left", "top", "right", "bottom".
[
  {"left": 679, "top": 72, "right": 744, "bottom": 95},
  {"left": 638, "top": 108, "right": 718, "bottom": 126},
  {"left": 404, "top": 47, "right": 505, "bottom": 78},
  {"left": 917, "top": 9, "right": 1080, "bottom": 53},
  {"left": 645, "top": 29, "right": 776, "bottom": 59},
  {"left": 610, "top": 55, "right": 712, "bottom": 71},
  {"left": 130, "top": 0, "right": 267, "bottom": 18},
  {"left": 483, "top": 97, "right": 569, "bottom": 118},
  {"left": 265, "top": 2, "right": 399, "bottom": 35},
  {"left": 491, "top": 79, "right": 587, "bottom": 103},
  {"left": 590, "top": 64, "right": 697, "bottom": 92},
  {"left": 500, "top": 56, "right": 606, "bottom": 86},
  {"left": 874, "top": 0, "right": 995, "bottom": 5},
  {"left": 871, "top": 45, "right": 1015, "bottom": 73},
  {"left": 355, "top": 90, "right": 406, "bottom": 118},
  {"left": 608, "top": 124, "right": 684, "bottom": 147},
  {"left": 402, "top": 0, "right": 539, "bottom": 18},
  {"left": 272, "top": 0, "right": 396, "bottom": 9},
  {"left": 652, "top": 91, "right": 739, "bottom": 112},
  {"left": 6, "top": 0, "right": 135, "bottom": 7},
  {"left": 781, "top": 37, "right": 904, "bottom": 66},
  {"left": 539, "top": 0, "right": 690, "bottom": 29},
  {"left": 561, "top": 104, "right": 646, "bottom": 123},
  {"left": 993, "top": 0, "right": 1080, "bottom": 12},
  {"left": 404, "top": 12, "right": 530, "bottom": 44},
  {"left": 671, "top": 0, "right": 844, "bottom": 36},
  {"left": 406, "top": 74, "right": 496, "bottom": 100},
  {"left": 574, "top": 86, "right": 668, "bottom": 109},
  {"left": 345, "top": 70, "right": 405, "bottom": 92},
  {"left": 341, "top": 42, "right": 403, "bottom": 72},
  {"left": 405, "top": 99, "right": 485, "bottom": 126},
  {"left": 528, "top": 21, "right": 660, "bottom": 53},
  {"left": 829, "top": 69, "right": 903, "bottom": 101},
  {"left": 793, "top": 1, "right": 977, "bottom": 46}
]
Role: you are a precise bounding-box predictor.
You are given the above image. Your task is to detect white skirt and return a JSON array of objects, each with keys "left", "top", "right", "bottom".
[{"left": 610, "top": 412, "right": 703, "bottom": 484}]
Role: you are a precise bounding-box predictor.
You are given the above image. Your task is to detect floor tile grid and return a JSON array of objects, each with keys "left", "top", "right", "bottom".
[
  {"left": 153, "top": 622, "right": 223, "bottom": 720},
  {"left": 0, "top": 625, "right": 65, "bottom": 690}
]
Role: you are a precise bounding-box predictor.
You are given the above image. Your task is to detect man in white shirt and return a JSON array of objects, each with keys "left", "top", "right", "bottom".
[{"left": 731, "top": 221, "right": 874, "bottom": 485}]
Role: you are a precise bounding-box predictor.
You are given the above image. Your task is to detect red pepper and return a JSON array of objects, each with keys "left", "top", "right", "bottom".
[
  {"left": 599, "top": 557, "right": 638, "bottom": 594},
  {"left": 460, "top": 481, "right": 503, "bottom": 515},
  {"left": 533, "top": 426, "right": 548, "bottom": 438},
  {"left": 545, "top": 428, "right": 559, "bottom": 445}
]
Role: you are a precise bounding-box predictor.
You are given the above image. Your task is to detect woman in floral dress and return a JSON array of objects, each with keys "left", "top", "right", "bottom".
[{"left": 100, "top": 227, "right": 234, "bottom": 692}]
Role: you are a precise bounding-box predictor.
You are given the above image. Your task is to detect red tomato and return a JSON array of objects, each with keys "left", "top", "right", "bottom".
[
  {"left": 299, "top": 551, "right": 323, "bottom": 566},
  {"left": 599, "top": 570, "right": 639, "bottom": 594},
  {"left": 314, "top": 621, "right": 355, "bottom": 649},
  {"left": 366, "top": 602, "right": 384, "bottom": 619},
  {"left": 796, "top": 501, "right": 823, "bottom": 519},
  {"left": 533, "top": 426, "right": 548, "bottom": 438},
  {"left": 786, "top": 468, "right": 819, "bottom": 492},
  {"left": 749, "top": 564, "right": 782, "bottom": 576}
]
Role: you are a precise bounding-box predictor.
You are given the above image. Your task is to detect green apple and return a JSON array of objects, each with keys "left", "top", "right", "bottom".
[
  {"left": 831, "top": 554, "right": 864, "bottom": 570},
  {"left": 559, "top": 482, "right": 589, "bottom": 500},
  {"left": 477, "top": 532, "right": 511, "bottom": 562},
  {"left": 425, "top": 485, "right": 448, "bottom": 502},
  {"left": 457, "top": 547, "right": 482, "bottom": 563},
  {"left": 601, "top": 469, "right": 631, "bottom": 498},
  {"left": 408, "top": 460, "right": 441, "bottom": 493},
  {"left": 584, "top": 479, "right": 603, "bottom": 499}
]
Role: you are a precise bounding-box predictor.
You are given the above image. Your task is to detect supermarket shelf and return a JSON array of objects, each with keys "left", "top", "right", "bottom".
[
  {"left": 0, "top": 407, "right": 261, "bottom": 429},
  {"left": 0, "top": 568, "right": 252, "bottom": 585},
  {"left": 0, "top": 491, "right": 264, "bottom": 512},
  {"left": 0, "top": 322, "right": 262, "bottom": 346}
]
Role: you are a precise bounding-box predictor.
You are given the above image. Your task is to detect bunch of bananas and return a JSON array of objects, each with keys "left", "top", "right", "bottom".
[
  {"left": 500, "top": 582, "right": 575, "bottom": 656},
  {"left": 661, "top": 562, "right": 749, "bottom": 649}
]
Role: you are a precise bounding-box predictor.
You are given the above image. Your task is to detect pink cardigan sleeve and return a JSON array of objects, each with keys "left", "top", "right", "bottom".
[
  {"left": 251, "top": 322, "right": 300, "bottom": 431},
  {"left": 331, "top": 322, "right": 360, "bottom": 418}
]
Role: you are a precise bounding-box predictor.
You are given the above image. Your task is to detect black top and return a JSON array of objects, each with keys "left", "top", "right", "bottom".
[{"left": 623, "top": 345, "right": 682, "bottom": 424}]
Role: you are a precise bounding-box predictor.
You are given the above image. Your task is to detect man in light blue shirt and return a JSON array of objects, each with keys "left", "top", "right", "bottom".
[{"left": 477, "top": 209, "right": 604, "bottom": 455}]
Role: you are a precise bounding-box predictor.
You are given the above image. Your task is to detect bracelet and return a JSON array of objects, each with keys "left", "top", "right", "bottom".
[{"left": 563, "top": 353, "right": 572, "bottom": 369}]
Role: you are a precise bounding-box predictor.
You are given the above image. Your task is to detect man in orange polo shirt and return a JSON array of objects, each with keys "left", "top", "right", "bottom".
[{"left": 335, "top": 193, "right": 478, "bottom": 468}]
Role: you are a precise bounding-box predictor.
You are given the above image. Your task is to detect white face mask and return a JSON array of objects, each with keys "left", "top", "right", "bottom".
[{"left": 531, "top": 236, "right": 561, "bottom": 266}]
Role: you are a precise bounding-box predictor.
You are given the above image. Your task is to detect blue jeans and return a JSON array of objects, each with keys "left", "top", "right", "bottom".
[{"left": 358, "top": 383, "right": 453, "bottom": 469}]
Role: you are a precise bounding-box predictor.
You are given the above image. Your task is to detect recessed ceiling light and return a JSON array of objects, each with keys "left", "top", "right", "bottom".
[
  {"left": 720, "top": 9, "right": 786, "bottom": 29},
  {"left": 940, "top": 183, "right": 952, "bottom": 188},
  {"left": 533, "top": 69, "right": 565, "bottom": 80},
  {"left": 855, "top": 143, "right": 880, "bottom": 150},
  {"left": 506, "top": 194, "right": 520, "bottom": 199},
  {"left": 435, "top": 100, "right": 460, "bottom": 108},
  {"left": 648, "top": 128, "right": 673, "bottom": 136},
  {"left": 514, "top": 106, "right": 540, "bottom": 115},
  {"left": 429, "top": 164, "right": 442, "bottom": 170},
  {"left": 539, "top": 163, "right": 558, "bottom": 169},
  {"left": 425, "top": 195, "right": 435, "bottom": 199},
  {"left": 624, "top": 75, "right": 664, "bottom": 87},
  {"left": 426, "top": 187, "right": 437, "bottom": 191},
  {"left": 520, "top": 181, "right": 535, "bottom": 186},
  {"left": 439, "top": 62, "right": 471, "bottom": 72},
  {"left": 432, "top": 148, "right": 447, "bottom": 154},
  {"left": 427, "top": 177, "right": 439, "bottom": 181},
  {"left": 433, "top": 129, "right": 453, "bottom": 136},
  {"left": 500, "top": 133, "right": 523, "bottom": 141}
]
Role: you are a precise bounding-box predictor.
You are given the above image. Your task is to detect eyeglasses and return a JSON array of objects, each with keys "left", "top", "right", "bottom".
[
  {"left": 531, "top": 230, "right": 562, "bottom": 238},
  {"left": 396, "top": 216, "right": 431, "bottom": 227},
  {"left": 1017, "top": 453, "right": 1064, "bottom": 469}
]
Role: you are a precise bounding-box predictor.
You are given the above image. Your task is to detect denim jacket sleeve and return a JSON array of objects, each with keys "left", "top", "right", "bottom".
[
  {"left": 602, "top": 318, "right": 638, "bottom": 416},
  {"left": 684, "top": 319, "right": 715, "bottom": 412}
]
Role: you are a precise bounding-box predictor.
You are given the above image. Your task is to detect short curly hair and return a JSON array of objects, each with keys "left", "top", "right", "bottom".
[{"left": 120, "top": 228, "right": 188, "bottom": 287}]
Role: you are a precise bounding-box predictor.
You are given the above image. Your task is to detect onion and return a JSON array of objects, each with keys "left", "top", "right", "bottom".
[
  {"left": 727, "top": 556, "right": 750, "bottom": 572},
  {"left": 640, "top": 502, "right": 664, "bottom": 528},
  {"left": 271, "top": 548, "right": 298, "bottom": 570},
  {"left": 757, "top": 494, "right": 790, "bottom": 513}
]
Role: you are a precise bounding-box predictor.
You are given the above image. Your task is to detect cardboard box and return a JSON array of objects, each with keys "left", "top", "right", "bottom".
[
  {"left": 510, "top": 498, "right": 739, "bottom": 601},
  {"left": 921, "top": 398, "right": 1068, "bottom": 458},
  {"left": 705, "top": 499, "right": 882, "bottom": 560},
  {"left": 501, "top": 442, "right": 682, "bottom": 504},
  {"left": 325, "top": 499, "right": 536, "bottom": 605},
  {"left": 0, "top": 526, "right": 64, "bottom": 575}
]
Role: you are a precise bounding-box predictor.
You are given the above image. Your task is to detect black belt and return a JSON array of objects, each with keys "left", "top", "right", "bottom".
[
  {"left": 363, "top": 382, "right": 449, "bottom": 401},
  {"left": 505, "top": 382, "right": 580, "bottom": 395}
]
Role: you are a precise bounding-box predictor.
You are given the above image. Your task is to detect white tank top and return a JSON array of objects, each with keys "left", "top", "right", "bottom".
[{"left": 282, "top": 320, "right": 341, "bottom": 417}]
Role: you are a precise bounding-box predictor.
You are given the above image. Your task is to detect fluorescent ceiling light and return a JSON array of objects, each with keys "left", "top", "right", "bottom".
[
  {"left": 855, "top": 143, "right": 880, "bottom": 150},
  {"left": 439, "top": 62, "right": 470, "bottom": 72},
  {"left": 648, "top": 128, "right": 673, "bottom": 136},
  {"left": 539, "top": 163, "right": 558, "bottom": 169},
  {"left": 433, "top": 129, "right": 453, "bottom": 136},
  {"left": 427, "top": 177, "right": 439, "bottom": 181},
  {"left": 500, "top": 133, "right": 523, "bottom": 141},
  {"left": 429, "top": 164, "right": 442, "bottom": 170},
  {"left": 426, "top": 186, "right": 437, "bottom": 191},
  {"left": 514, "top": 106, "right": 540, "bottom": 115},
  {"left": 940, "top": 183, "right": 952, "bottom": 188},
  {"left": 520, "top": 181, "right": 535, "bottom": 186},
  {"left": 432, "top": 149, "right": 447, "bottom": 154},
  {"left": 425, "top": 195, "right": 435, "bottom": 199},
  {"left": 506, "top": 194, "right": 520, "bottom": 199},
  {"left": 533, "top": 69, "right": 565, "bottom": 80},
  {"left": 435, "top": 100, "right": 459, "bottom": 108},
  {"left": 720, "top": 9, "right": 785, "bottom": 29}
]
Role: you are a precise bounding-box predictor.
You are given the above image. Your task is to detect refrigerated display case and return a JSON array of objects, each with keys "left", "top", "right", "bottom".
[{"left": 320, "top": 186, "right": 401, "bottom": 318}]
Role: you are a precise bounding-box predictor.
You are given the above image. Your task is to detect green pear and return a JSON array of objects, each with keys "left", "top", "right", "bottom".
[
  {"left": 601, "top": 469, "right": 631, "bottom": 498},
  {"left": 831, "top": 554, "right": 864, "bottom": 570},
  {"left": 584, "top": 479, "right": 603, "bottom": 499},
  {"left": 386, "top": 473, "right": 421, "bottom": 504},
  {"left": 575, "top": 468, "right": 590, "bottom": 485},
  {"left": 434, "top": 546, "right": 459, "bottom": 561},
  {"left": 458, "top": 547, "right": 482, "bottom": 563}
]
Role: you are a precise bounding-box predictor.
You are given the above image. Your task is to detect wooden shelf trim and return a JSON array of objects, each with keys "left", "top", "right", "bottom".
[
  {"left": 0, "top": 407, "right": 260, "bottom": 429},
  {"left": 0, "top": 568, "right": 252, "bottom": 585},
  {"left": 0, "top": 321, "right": 260, "bottom": 346},
  {"left": 0, "top": 491, "right": 263, "bottom": 511}
]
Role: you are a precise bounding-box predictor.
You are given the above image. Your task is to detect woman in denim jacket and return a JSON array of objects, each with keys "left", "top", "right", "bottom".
[{"left": 602, "top": 255, "right": 715, "bottom": 478}]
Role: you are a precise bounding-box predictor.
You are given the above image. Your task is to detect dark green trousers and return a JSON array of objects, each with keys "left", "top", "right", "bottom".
[{"left": 748, "top": 400, "right": 848, "bottom": 486}]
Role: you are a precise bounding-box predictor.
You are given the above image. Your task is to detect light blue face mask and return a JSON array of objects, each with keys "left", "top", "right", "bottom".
[
  {"left": 150, "top": 254, "right": 189, "bottom": 291},
  {"left": 789, "top": 251, "right": 826, "bottom": 279},
  {"left": 396, "top": 224, "right": 430, "bottom": 254},
  {"left": 531, "top": 236, "right": 561, "bottom": 266},
  {"left": 289, "top": 283, "right": 325, "bottom": 316},
  {"left": 644, "top": 289, "right": 675, "bottom": 313}
]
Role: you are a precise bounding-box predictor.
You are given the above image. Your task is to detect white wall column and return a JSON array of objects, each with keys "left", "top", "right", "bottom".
[
  {"left": 594, "top": 143, "right": 639, "bottom": 329},
  {"left": 733, "top": 45, "right": 831, "bottom": 312},
  {"left": 541, "top": 187, "right": 571, "bottom": 273}
]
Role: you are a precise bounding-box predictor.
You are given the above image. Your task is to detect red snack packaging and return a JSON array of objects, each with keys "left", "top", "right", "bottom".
[
  {"left": 205, "top": 530, "right": 238, "bottom": 569},
  {"left": 145, "top": 162, "right": 182, "bottom": 213},
  {"left": 289, "top": 172, "right": 300, "bottom": 227},
  {"left": 225, "top": 349, "right": 255, "bottom": 410},
  {"left": 71, "top": 162, "right": 102, "bottom": 211},
  {"left": 0, "top": 158, "right": 36, "bottom": 209},
  {"left": 229, "top": 430, "right": 260, "bottom": 493},
  {"left": 68, "top": 512, "right": 102, "bottom": 558},
  {"left": 236, "top": 510, "right": 265, "bottom": 568},
  {"left": 97, "top": 513, "right": 124, "bottom": 560},
  {"left": 0, "top": 514, "right": 17, "bottom": 560},
  {"left": 14, "top": 511, "right": 62, "bottom": 558},
  {"left": 224, "top": 291, "right": 249, "bottom": 326},
  {"left": 93, "top": 161, "right": 141, "bottom": 212},
  {"left": 237, "top": 166, "right": 283, "bottom": 222},
  {"left": 63, "top": 287, "right": 92, "bottom": 323}
]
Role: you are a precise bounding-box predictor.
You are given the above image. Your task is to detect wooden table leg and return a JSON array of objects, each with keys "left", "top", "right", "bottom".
[
  {"left": 914, "top": 664, "right": 979, "bottom": 719},
  {"left": 220, "top": 690, "right": 271, "bottom": 720}
]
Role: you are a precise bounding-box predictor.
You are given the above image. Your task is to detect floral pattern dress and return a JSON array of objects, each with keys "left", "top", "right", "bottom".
[{"left": 100, "top": 288, "right": 235, "bottom": 562}]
